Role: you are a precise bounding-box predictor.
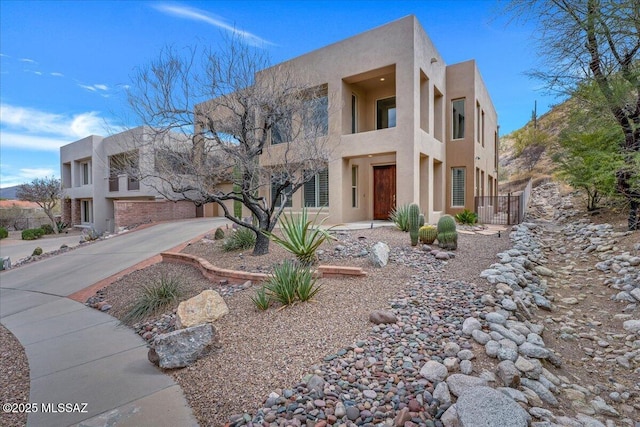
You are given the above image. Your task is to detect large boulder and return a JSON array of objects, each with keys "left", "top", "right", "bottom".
[
  {"left": 176, "top": 289, "right": 229, "bottom": 329},
  {"left": 148, "top": 323, "right": 218, "bottom": 369},
  {"left": 456, "top": 386, "right": 530, "bottom": 426},
  {"left": 370, "top": 242, "right": 390, "bottom": 267}
]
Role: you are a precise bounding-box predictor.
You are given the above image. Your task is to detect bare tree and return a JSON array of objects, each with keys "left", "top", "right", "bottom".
[
  {"left": 16, "top": 177, "right": 62, "bottom": 234},
  {"left": 124, "top": 38, "right": 334, "bottom": 255},
  {"left": 507, "top": 0, "right": 640, "bottom": 230}
]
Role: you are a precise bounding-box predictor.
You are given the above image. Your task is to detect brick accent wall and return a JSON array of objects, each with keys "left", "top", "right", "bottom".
[
  {"left": 71, "top": 199, "right": 81, "bottom": 226},
  {"left": 62, "top": 198, "right": 72, "bottom": 226},
  {"left": 114, "top": 200, "right": 196, "bottom": 230}
]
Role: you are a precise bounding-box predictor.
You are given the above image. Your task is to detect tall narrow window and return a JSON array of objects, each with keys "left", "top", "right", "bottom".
[
  {"left": 81, "top": 162, "right": 91, "bottom": 185},
  {"left": 304, "top": 169, "right": 329, "bottom": 207},
  {"left": 351, "top": 165, "right": 358, "bottom": 208},
  {"left": 452, "top": 99, "right": 465, "bottom": 139},
  {"left": 452, "top": 167, "right": 466, "bottom": 207},
  {"left": 303, "top": 86, "right": 328, "bottom": 137},
  {"left": 476, "top": 101, "right": 481, "bottom": 143},
  {"left": 81, "top": 200, "right": 93, "bottom": 223},
  {"left": 481, "top": 110, "right": 485, "bottom": 147},
  {"left": 376, "top": 96, "right": 396, "bottom": 129},
  {"left": 351, "top": 94, "right": 358, "bottom": 134}
]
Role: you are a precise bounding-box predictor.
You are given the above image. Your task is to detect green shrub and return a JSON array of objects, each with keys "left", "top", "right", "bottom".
[
  {"left": 56, "top": 221, "right": 68, "bottom": 233},
  {"left": 222, "top": 227, "right": 256, "bottom": 252},
  {"left": 419, "top": 225, "right": 437, "bottom": 244},
  {"left": 0, "top": 227, "right": 8, "bottom": 239},
  {"left": 251, "top": 287, "right": 271, "bottom": 310},
  {"left": 214, "top": 227, "right": 225, "bottom": 240},
  {"left": 265, "top": 208, "right": 336, "bottom": 266},
  {"left": 389, "top": 204, "right": 410, "bottom": 232},
  {"left": 455, "top": 209, "right": 478, "bottom": 225},
  {"left": 122, "top": 274, "right": 183, "bottom": 324},
  {"left": 264, "top": 260, "right": 321, "bottom": 307},
  {"left": 32, "top": 247, "right": 43, "bottom": 256},
  {"left": 40, "top": 224, "right": 55, "bottom": 234},
  {"left": 22, "top": 228, "right": 44, "bottom": 240}
]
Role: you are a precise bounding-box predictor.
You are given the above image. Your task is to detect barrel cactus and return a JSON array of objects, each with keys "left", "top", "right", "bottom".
[
  {"left": 419, "top": 225, "right": 437, "bottom": 244},
  {"left": 437, "top": 214, "right": 458, "bottom": 250},
  {"left": 214, "top": 227, "right": 225, "bottom": 240},
  {"left": 408, "top": 203, "right": 421, "bottom": 246}
]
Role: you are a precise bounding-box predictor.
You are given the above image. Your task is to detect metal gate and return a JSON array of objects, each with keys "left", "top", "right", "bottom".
[{"left": 474, "top": 179, "right": 532, "bottom": 225}]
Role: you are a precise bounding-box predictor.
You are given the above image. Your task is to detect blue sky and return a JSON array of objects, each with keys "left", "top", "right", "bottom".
[{"left": 0, "top": 0, "right": 556, "bottom": 188}]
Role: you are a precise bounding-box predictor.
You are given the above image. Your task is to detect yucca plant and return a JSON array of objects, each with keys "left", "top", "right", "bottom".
[
  {"left": 264, "top": 260, "right": 321, "bottom": 307},
  {"left": 264, "top": 207, "right": 336, "bottom": 266},
  {"left": 455, "top": 209, "right": 478, "bottom": 225},
  {"left": 264, "top": 261, "right": 300, "bottom": 306},
  {"left": 222, "top": 226, "right": 256, "bottom": 252},
  {"left": 122, "top": 274, "right": 183, "bottom": 324},
  {"left": 389, "top": 203, "right": 411, "bottom": 232},
  {"left": 251, "top": 286, "right": 271, "bottom": 310}
]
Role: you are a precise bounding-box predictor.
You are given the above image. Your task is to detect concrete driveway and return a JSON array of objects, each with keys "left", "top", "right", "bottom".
[{"left": 0, "top": 218, "right": 228, "bottom": 426}]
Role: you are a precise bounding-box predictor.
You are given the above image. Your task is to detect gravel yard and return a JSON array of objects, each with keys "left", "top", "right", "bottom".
[
  {"left": 0, "top": 324, "right": 29, "bottom": 427},
  {"left": 97, "top": 225, "right": 511, "bottom": 426}
]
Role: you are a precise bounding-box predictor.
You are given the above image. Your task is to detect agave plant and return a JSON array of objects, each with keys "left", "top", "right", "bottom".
[{"left": 264, "top": 207, "right": 336, "bottom": 265}]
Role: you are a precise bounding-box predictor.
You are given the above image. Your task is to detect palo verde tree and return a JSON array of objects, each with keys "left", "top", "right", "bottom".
[
  {"left": 16, "top": 177, "right": 62, "bottom": 234},
  {"left": 124, "top": 37, "right": 333, "bottom": 255},
  {"left": 507, "top": 0, "right": 640, "bottom": 229}
]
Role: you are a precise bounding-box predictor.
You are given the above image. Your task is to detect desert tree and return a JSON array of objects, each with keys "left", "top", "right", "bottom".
[
  {"left": 16, "top": 177, "right": 62, "bottom": 233},
  {"left": 506, "top": 0, "right": 640, "bottom": 229},
  {"left": 123, "top": 37, "right": 334, "bottom": 255}
]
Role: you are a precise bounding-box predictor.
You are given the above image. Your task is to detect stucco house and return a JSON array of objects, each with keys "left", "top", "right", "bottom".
[
  {"left": 199, "top": 15, "right": 498, "bottom": 224},
  {"left": 61, "top": 15, "right": 498, "bottom": 232},
  {"left": 60, "top": 127, "right": 197, "bottom": 233}
]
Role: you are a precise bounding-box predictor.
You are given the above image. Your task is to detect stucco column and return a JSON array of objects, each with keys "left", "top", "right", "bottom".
[{"left": 327, "top": 158, "right": 343, "bottom": 224}]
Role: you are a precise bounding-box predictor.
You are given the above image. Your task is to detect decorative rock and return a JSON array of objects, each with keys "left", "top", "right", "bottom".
[
  {"left": 518, "top": 342, "right": 550, "bottom": 359},
  {"left": 393, "top": 407, "right": 411, "bottom": 427},
  {"left": 433, "top": 381, "right": 452, "bottom": 404},
  {"left": 175, "top": 290, "right": 229, "bottom": 329},
  {"left": 590, "top": 397, "right": 619, "bottom": 417},
  {"left": 496, "top": 360, "right": 520, "bottom": 388},
  {"left": 370, "top": 242, "right": 390, "bottom": 267},
  {"left": 345, "top": 406, "right": 360, "bottom": 421},
  {"left": 446, "top": 374, "right": 488, "bottom": 397},
  {"left": 501, "top": 298, "right": 517, "bottom": 311},
  {"left": 520, "top": 378, "right": 559, "bottom": 407},
  {"left": 534, "top": 265, "right": 555, "bottom": 277},
  {"left": 369, "top": 310, "right": 397, "bottom": 325},
  {"left": 462, "top": 317, "right": 481, "bottom": 335},
  {"left": 148, "top": 323, "right": 218, "bottom": 369},
  {"left": 334, "top": 402, "right": 346, "bottom": 418},
  {"left": 440, "top": 404, "right": 459, "bottom": 427},
  {"left": 472, "top": 329, "right": 491, "bottom": 345},
  {"left": 420, "top": 360, "right": 448, "bottom": 382},
  {"left": 460, "top": 360, "right": 473, "bottom": 374},
  {"left": 443, "top": 341, "right": 461, "bottom": 357},
  {"left": 456, "top": 386, "right": 530, "bottom": 426},
  {"left": 622, "top": 319, "right": 640, "bottom": 334}
]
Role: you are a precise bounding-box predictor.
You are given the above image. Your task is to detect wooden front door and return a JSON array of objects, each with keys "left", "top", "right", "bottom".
[{"left": 373, "top": 165, "right": 396, "bottom": 220}]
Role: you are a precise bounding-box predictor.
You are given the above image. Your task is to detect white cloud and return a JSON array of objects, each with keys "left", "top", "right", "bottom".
[
  {"left": 153, "top": 4, "right": 273, "bottom": 47},
  {"left": 78, "top": 83, "right": 109, "bottom": 93},
  {"left": 19, "top": 58, "right": 36, "bottom": 64},
  {"left": 50, "top": 72, "right": 64, "bottom": 77},
  {"left": 0, "top": 53, "right": 9, "bottom": 58},
  {"left": 0, "top": 167, "right": 58, "bottom": 188},
  {"left": 33, "top": 71, "right": 42, "bottom": 75},
  {"left": 0, "top": 104, "right": 122, "bottom": 156}
]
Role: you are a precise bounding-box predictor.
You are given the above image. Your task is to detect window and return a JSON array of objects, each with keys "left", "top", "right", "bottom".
[
  {"left": 452, "top": 167, "right": 466, "bottom": 207},
  {"left": 306, "top": 95, "right": 328, "bottom": 137},
  {"left": 81, "top": 162, "right": 91, "bottom": 185},
  {"left": 304, "top": 169, "right": 329, "bottom": 207},
  {"left": 271, "top": 113, "right": 292, "bottom": 145},
  {"left": 351, "top": 94, "right": 358, "bottom": 134},
  {"left": 481, "top": 110, "right": 485, "bottom": 147},
  {"left": 376, "top": 96, "right": 396, "bottom": 129},
  {"left": 81, "top": 200, "right": 93, "bottom": 223},
  {"left": 452, "top": 99, "right": 465, "bottom": 139},
  {"left": 271, "top": 173, "right": 292, "bottom": 207},
  {"left": 476, "top": 101, "right": 481, "bottom": 143},
  {"left": 351, "top": 165, "right": 358, "bottom": 208}
]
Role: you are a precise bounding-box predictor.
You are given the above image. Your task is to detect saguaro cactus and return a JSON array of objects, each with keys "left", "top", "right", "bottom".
[{"left": 408, "top": 203, "right": 421, "bottom": 246}]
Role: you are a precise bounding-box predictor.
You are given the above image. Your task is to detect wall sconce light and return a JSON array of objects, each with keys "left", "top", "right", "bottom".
[
  {"left": 430, "top": 57, "right": 438, "bottom": 64},
  {"left": 475, "top": 156, "right": 481, "bottom": 160}
]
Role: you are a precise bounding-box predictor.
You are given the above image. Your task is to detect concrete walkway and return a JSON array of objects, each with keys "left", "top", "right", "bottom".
[{"left": 0, "top": 218, "right": 229, "bottom": 427}]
